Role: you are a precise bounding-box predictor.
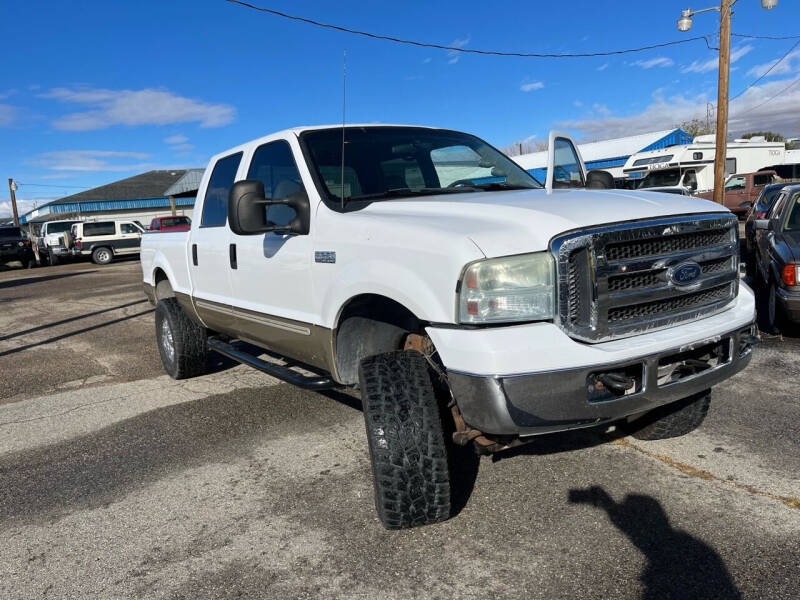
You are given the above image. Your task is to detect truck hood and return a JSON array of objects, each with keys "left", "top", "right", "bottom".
[{"left": 358, "top": 187, "right": 730, "bottom": 258}]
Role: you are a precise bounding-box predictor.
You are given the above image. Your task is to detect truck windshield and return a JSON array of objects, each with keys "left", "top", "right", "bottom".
[
  {"left": 638, "top": 169, "right": 681, "bottom": 188},
  {"left": 301, "top": 127, "right": 541, "bottom": 204},
  {"left": 47, "top": 222, "right": 75, "bottom": 234}
]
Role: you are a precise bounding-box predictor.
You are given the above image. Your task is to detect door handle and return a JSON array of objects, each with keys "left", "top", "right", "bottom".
[
  {"left": 229, "top": 243, "right": 237, "bottom": 269},
  {"left": 192, "top": 243, "right": 198, "bottom": 266}
]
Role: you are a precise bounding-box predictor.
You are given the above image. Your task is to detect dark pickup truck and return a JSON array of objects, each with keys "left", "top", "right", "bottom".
[
  {"left": 0, "top": 226, "right": 35, "bottom": 269},
  {"left": 750, "top": 183, "right": 800, "bottom": 332}
]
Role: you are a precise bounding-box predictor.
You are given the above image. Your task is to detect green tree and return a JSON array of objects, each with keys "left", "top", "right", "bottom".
[
  {"left": 677, "top": 119, "right": 714, "bottom": 138},
  {"left": 741, "top": 131, "right": 785, "bottom": 142}
]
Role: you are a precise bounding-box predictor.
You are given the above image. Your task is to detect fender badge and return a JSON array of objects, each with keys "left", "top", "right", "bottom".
[{"left": 315, "top": 251, "right": 336, "bottom": 264}]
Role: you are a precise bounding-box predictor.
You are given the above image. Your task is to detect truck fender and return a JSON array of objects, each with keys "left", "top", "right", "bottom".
[{"left": 321, "top": 260, "right": 452, "bottom": 329}]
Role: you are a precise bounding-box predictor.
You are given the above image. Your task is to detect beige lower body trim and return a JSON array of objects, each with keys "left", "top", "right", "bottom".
[{"left": 193, "top": 297, "right": 335, "bottom": 374}]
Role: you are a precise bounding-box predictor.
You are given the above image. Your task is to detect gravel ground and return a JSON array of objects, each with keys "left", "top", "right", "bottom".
[{"left": 0, "top": 260, "right": 798, "bottom": 600}]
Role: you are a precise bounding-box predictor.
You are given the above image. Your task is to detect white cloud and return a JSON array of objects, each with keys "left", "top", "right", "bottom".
[
  {"left": 573, "top": 100, "right": 583, "bottom": 107},
  {"left": 32, "top": 150, "right": 155, "bottom": 172},
  {"left": 0, "top": 89, "right": 17, "bottom": 100},
  {"left": 631, "top": 57, "right": 674, "bottom": 69},
  {"left": 520, "top": 81, "right": 544, "bottom": 92},
  {"left": 0, "top": 104, "right": 18, "bottom": 127},
  {"left": 0, "top": 196, "right": 52, "bottom": 219},
  {"left": 682, "top": 45, "right": 753, "bottom": 74},
  {"left": 747, "top": 49, "right": 800, "bottom": 78},
  {"left": 41, "top": 87, "right": 236, "bottom": 131},
  {"left": 554, "top": 77, "right": 800, "bottom": 140},
  {"left": 422, "top": 57, "right": 432, "bottom": 64},
  {"left": 164, "top": 134, "right": 188, "bottom": 144},
  {"left": 596, "top": 62, "right": 609, "bottom": 71},
  {"left": 446, "top": 37, "right": 470, "bottom": 64}
]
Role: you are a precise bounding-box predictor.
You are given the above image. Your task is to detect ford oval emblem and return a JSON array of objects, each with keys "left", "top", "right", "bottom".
[{"left": 669, "top": 262, "right": 702, "bottom": 286}]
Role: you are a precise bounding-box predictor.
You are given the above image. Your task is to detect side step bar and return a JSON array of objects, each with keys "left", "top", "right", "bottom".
[{"left": 207, "top": 337, "right": 340, "bottom": 390}]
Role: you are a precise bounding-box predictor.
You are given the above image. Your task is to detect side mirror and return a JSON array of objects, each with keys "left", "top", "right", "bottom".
[
  {"left": 228, "top": 180, "right": 310, "bottom": 236},
  {"left": 754, "top": 219, "right": 769, "bottom": 231},
  {"left": 586, "top": 170, "right": 614, "bottom": 190}
]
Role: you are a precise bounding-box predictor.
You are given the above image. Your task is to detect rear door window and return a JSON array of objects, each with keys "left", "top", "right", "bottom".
[
  {"left": 753, "top": 174, "right": 772, "bottom": 187},
  {"left": 201, "top": 152, "right": 243, "bottom": 228},
  {"left": 83, "top": 222, "right": 116, "bottom": 237}
]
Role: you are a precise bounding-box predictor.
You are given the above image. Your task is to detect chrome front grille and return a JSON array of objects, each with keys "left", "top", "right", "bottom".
[{"left": 551, "top": 214, "right": 739, "bottom": 343}]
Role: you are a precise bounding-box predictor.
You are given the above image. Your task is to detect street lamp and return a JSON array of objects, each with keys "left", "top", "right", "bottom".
[{"left": 678, "top": 1, "right": 778, "bottom": 205}]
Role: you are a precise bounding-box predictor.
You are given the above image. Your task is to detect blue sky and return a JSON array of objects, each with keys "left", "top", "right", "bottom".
[{"left": 2, "top": 0, "right": 799, "bottom": 217}]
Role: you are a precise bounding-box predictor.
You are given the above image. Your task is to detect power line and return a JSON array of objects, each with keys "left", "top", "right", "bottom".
[
  {"left": 733, "top": 76, "right": 800, "bottom": 118},
  {"left": 16, "top": 182, "right": 90, "bottom": 189},
  {"left": 733, "top": 33, "right": 800, "bottom": 41},
  {"left": 731, "top": 38, "right": 800, "bottom": 101},
  {"left": 225, "top": 0, "right": 710, "bottom": 58}
]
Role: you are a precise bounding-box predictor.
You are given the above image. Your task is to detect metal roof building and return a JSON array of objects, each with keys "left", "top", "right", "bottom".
[
  {"left": 513, "top": 128, "right": 694, "bottom": 182},
  {"left": 20, "top": 169, "right": 203, "bottom": 226}
]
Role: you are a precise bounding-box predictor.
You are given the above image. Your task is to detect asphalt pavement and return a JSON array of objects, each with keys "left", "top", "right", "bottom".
[{"left": 0, "top": 260, "right": 798, "bottom": 599}]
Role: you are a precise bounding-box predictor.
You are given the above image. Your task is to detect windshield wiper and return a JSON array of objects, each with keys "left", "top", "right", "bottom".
[
  {"left": 346, "top": 187, "right": 478, "bottom": 202},
  {"left": 471, "top": 181, "right": 537, "bottom": 191}
]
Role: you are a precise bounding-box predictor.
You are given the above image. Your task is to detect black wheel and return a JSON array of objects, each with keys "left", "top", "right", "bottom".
[
  {"left": 624, "top": 390, "right": 711, "bottom": 440},
  {"left": 359, "top": 350, "right": 451, "bottom": 529},
  {"left": 48, "top": 249, "right": 60, "bottom": 266},
  {"left": 92, "top": 247, "right": 113, "bottom": 265},
  {"left": 21, "top": 256, "right": 33, "bottom": 269},
  {"left": 155, "top": 298, "right": 208, "bottom": 379},
  {"left": 764, "top": 279, "right": 784, "bottom": 334}
]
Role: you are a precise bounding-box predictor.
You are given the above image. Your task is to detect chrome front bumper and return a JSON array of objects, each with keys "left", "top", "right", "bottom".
[{"left": 448, "top": 323, "right": 756, "bottom": 437}]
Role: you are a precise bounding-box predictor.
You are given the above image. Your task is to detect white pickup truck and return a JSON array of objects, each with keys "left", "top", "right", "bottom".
[{"left": 141, "top": 125, "right": 757, "bottom": 529}]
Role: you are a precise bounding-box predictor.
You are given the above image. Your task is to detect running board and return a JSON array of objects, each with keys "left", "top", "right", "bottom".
[{"left": 207, "top": 337, "right": 340, "bottom": 390}]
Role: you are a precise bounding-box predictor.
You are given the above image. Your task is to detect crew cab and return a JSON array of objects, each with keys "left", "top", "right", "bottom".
[
  {"left": 141, "top": 125, "right": 757, "bottom": 529},
  {"left": 149, "top": 215, "right": 191, "bottom": 232}
]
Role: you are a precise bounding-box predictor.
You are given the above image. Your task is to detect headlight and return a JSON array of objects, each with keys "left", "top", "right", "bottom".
[{"left": 458, "top": 252, "right": 555, "bottom": 324}]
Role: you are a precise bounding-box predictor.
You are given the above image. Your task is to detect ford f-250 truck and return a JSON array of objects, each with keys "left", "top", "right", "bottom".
[{"left": 141, "top": 125, "right": 757, "bottom": 529}]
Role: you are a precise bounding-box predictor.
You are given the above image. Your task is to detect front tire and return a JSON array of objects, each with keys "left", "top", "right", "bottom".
[
  {"left": 359, "top": 350, "right": 451, "bottom": 529},
  {"left": 155, "top": 298, "right": 208, "bottom": 379},
  {"left": 624, "top": 390, "right": 711, "bottom": 440},
  {"left": 764, "top": 280, "right": 784, "bottom": 335},
  {"left": 48, "top": 249, "right": 60, "bottom": 266},
  {"left": 92, "top": 247, "right": 113, "bottom": 265}
]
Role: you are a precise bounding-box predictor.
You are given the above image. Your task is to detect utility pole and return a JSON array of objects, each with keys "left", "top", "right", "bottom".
[
  {"left": 713, "top": 0, "right": 732, "bottom": 206},
  {"left": 169, "top": 195, "right": 176, "bottom": 216},
  {"left": 7, "top": 178, "right": 20, "bottom": 226}
]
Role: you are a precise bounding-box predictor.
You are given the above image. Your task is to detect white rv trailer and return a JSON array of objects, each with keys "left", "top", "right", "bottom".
[{"left": 624, "top": 135, "right": 785, "bottom": 192}]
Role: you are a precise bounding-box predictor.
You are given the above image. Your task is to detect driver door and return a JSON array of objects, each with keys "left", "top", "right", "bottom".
[{"left": 227, "top": 137, "right": 319, "bottom": 366}]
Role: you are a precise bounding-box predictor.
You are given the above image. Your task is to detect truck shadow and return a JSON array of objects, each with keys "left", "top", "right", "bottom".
[
  {"left": 0, "top": 270, "right": 96, "bottom": 289},
  {"left": 569, "top": 486, "right": 742, "bottom": 600}
]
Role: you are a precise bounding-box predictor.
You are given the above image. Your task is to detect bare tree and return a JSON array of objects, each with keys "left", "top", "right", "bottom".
[
  {"left": 677, "top": 119, "right": 714, "bottom": 138},
  {"left": 502, "top": 139, "right": 548, "bottom": 156}
]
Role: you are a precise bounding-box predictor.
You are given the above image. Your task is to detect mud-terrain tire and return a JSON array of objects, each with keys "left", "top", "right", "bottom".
[
  {"left": 155, "top": 298, "right": 208, "bottom": 379},
  {"left": 92, "top": 246, "right": 113, "bottom": 265},
  {"left": 359, "top": 350, "right": 451, "bottom": 529},
  {"left": 763, "top": 279, "right": 785, "bottom": 335},
  {"left": 624, "top": 390, "right": 711, "bottom": 440}
]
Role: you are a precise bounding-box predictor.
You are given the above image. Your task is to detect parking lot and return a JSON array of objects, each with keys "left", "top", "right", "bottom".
[{"left": 0, "top": 260, "right": 798, "bottom": 599}]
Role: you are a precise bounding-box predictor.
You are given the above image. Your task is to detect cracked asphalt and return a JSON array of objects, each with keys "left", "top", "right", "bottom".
[{"left": 1, "top": 260, "right": 799, "bottom": 599}]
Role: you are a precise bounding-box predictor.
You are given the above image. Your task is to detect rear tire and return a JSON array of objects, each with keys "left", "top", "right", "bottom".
[
  {"left": 92, "top": 247, "right": 113, "bottom": 265},
  {"left": 359, "top": 350, "right": 451, "bottom": 529},
  {"left": 624, "top": 390, "right": 711, "bottom": 440},
  {"left": 155, "top": 298, "right": 208, "bottom": 379}
]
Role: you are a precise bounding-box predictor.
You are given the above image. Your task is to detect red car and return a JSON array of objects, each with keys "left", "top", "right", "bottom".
[{"left": 149, "top": 216, "right": 191, "bottom": 232}]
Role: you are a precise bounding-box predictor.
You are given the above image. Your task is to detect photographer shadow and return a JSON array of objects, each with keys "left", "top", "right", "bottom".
[{"left": 570, "top": 486, "right": 742, "bottom": 600}]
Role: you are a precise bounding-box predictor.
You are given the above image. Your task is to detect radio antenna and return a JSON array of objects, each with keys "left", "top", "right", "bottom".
[{"left": 340, "top": 48, "right": 347, "bottom": 209}]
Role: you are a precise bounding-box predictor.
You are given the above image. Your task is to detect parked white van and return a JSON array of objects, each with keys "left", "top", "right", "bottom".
[{"left": 71, "top": 220, "right": 145, "bottom": 264}]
